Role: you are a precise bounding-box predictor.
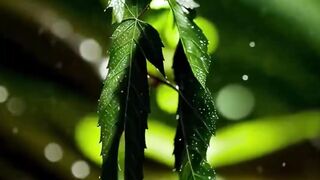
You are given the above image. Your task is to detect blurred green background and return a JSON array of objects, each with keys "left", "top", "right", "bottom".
[{"left": 1, "top": 0, "right": 320, "bottom": 179}]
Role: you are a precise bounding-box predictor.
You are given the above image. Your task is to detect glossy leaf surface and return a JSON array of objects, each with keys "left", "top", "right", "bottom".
[
  {"left": 98, "top": 19, "right": 164, "bottom": 180},
  {"left": 173, "top": 42, "right": 217, "bottom": 180},
  {"left": 168, "top": 0, "right": 211, "bottom": 88}
]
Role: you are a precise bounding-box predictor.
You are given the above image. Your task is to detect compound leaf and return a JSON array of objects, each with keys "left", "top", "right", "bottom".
[
  {"left": 173, "top": 42, "right": 217, "bottom": 180},
  {"left": 98, "top": 19, "right": 164, "bottom": 180},
  {"left": 107, "top": 0, "right": 152, "bottom": 22}
]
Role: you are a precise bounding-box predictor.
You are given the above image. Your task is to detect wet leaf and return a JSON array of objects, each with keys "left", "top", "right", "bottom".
[
  {"left": 173, "top": 42, "right": 217, "bottom": 180},
  {"left": 107, "top": 0, "right": 152, "bottom": 22},
  {"left": 168, "top": 0, "right": 211, "bottom": 88},
  {"left": 98, "top": 19, "right": 164, "bottom": 180},
  {"left": 177, "top": 0, "right": 200, "bottom": 10},
  {"left": 108, "top": 0, "right": 125, "bottom": 22}
]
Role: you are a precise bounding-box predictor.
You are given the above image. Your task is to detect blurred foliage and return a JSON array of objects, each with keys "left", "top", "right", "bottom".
[{"left": 1, "top": 0, "right": 320, "bottom": 179}]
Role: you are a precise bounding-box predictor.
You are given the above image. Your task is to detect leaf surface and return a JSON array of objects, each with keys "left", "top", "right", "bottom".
[
  {"left": 173, "top": 42, "right": 217, "bottom": 180},
  {"left": 108, "top": 0, "right": 125, "bottom": 22},
  {"left": 168, "top": 0, "right": 211, "bottom": 88},
  {"left": 107, "top": 0, "right": 152, "bottom": 22},
  {"left": 177, "top": 0, "right": 199, "bottom": 10},
  {"left": 98, "top": 19, "right": 164, "bottom": 180}
]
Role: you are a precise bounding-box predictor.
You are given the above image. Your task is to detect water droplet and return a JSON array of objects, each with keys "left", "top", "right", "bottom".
[
  {"left": 176, "top": 114, "right": 180, "bottom": 120},
  {"left": 178, "top": 138, "right": 182, "bottom": 142}
]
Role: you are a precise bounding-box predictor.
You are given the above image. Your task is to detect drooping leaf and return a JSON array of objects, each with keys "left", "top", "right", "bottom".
[
  {"left": 168, "top": 0, "right": 211, "bottom": 88},
  {"left": 98, "top": 19, "right": 165, "bottom": 180},
  {"left": 173, "top": 42, "right": 217, "bottom": 180},
  {"left": 107, "top": 0, "right": 152, "bottom": 22}
]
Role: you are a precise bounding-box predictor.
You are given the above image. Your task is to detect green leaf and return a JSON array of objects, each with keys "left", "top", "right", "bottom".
[
  {"left": 98, "top": 19, "right": 165, "bottom": 180},
  {"left": 168, "top": 0, "right": 211, "bottom": 88},
  {"left": 173, "top": 42, "right": 217, "bottom": 180},
  {"left": 176, "top": 0, "right": 199, "bottom": 10},
  {"left": 107, "top": 0, "right": 152, "bottom": 22},
  {"left": 108, "top": 0, "right": 125, "bottom": 22}
]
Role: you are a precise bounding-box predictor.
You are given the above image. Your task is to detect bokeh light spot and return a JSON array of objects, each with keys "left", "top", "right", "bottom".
[
  {"left": 6, "top": 97, "right": 26, "bottom": 116},
  {"left": 150, "top": 0, "right": 170, "bottom": 9},
  {"left": 156, "top": 84, "right": 178, "bottom": 114},
  {"left": 249, "top": 41, "right": 256, "bottom": 48},
  {"left": 75, "top": 115, "right": 102, "bottom": 164},
  {"left": 216, "top": 84, "right": 255, "bottom": 120},
  {"left": 0, "top": 85, "right": 9, "bottom": 103},
  {"left": 71, "top": 160, "right": 90, "bottom": 179},
  {"left": 44, "top": 143, "right": 63, "bottom": 162},
  {"left": 51, "top": 19, "right": 73, "bottom": 39},
  {"left": 79, "top": 39, "right": 102, "bottom": 62}
]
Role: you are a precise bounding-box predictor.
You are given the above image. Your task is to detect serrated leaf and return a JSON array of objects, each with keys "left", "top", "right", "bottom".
[
  {"left": 139, "top": 24, "right": 165, "bottom": 75},
  {"left": 98, "top": 19, "right": 165, "bottom": 180},
  {"left": 173, "top": 42, "right": 217, "bottom": 180},
  {"left": 107, "top": 0, "right": 152, "bottom": 22},
  {"left": 168, "top": 0, "right": 211, "bottom": 88}
]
